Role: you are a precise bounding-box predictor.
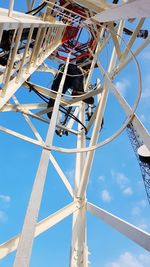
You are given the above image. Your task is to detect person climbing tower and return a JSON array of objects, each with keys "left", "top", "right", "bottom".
[{"left": 47, "top": 63, "right": 94, "bottom": 119}]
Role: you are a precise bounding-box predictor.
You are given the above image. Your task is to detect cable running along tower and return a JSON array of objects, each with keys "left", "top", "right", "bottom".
[{"left": 0, "top": 0, "right": 150, "bottom": 266}]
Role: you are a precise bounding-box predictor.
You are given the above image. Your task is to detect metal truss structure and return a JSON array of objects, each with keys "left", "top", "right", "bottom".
[
  {"left": 127, "top": 122, "right": 150, "bottom": 204},
  {"left": 0, "top": 0, "right": 150, "bottom": 266}
]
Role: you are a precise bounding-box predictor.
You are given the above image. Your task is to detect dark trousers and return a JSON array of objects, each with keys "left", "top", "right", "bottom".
[{"left": 47, "top": 65, "right": 84, "bottom": 118}]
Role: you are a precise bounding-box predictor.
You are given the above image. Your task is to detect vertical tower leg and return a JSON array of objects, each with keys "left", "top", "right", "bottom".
[
  {"left": 70, "top": 21, "right": 125, "bottom": 266},
  {"left": 70, "top": 103, "right": 88, "bottom": 267}
]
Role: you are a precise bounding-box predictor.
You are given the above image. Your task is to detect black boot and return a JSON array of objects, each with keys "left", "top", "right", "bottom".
[
  {"left": 47, "top": 99, "right": 55, "bottom": 119},
  {"left": 72, "top": 91, "right": 94, "bottom": 105}
]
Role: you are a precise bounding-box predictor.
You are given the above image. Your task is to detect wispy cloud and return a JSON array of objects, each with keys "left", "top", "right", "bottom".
[
  {"left": 0, "top": 194, "right": 11, "bottom": 203},
  {"left": 141, "top": 88, "right": 150, "bottom": 100},
  {"left": 132, "top": 206, "right": 141, "bottom": 216},
  {"left": 138, "top": 200, "right": 147, "bottom": 208},
  {"left": 111, "top": 170, "right": 133, "bottom": 197},
  {"left": 105, "top": 251, "right": 150, "bottom": 267},
  {"left": 137, "top": 220, "right": 149, "bottom": 231},
  {"left": 98, "top": 175, "right": 105, "bottom": 182},
  {"left": 0, "top": 210, "right": 8, "bottom": 223},
  {"left": 115, "top": 79, "right": 130, "bottom": 97},
  {"left": 66, "top": 169, "right": 74, "bottom": 180},
  {"left": 139, "top": 114, "right": 146, "bottom": 123},
  {"left": 131, "top": 199, "right": 147, "bottom": 221},
  {"left": 101, "top": 190, "right": 112, "bottom": 203},
  {"left": 131, "top": 199, "right": 149, "bottom": 230},
  {"left": 111, "top": 170, "right": 129, "bottom": 189},
  {"left": 0, "top": 194, "right": 11, "bottom": 223},
  {"left": 123, "top": 187, "right": 133, "bottom": 196},
  {"left": 141, "top": 75, "right": 150, "bottom": 101},
  {"left": 65, "top": 168, "right": 75, "bottom": 187},
  {"left": 131, "top": 199, "right": 147, "bottom": 216},
  {"left": 141, "top": 51, "right": 150, "bottom": 61}
]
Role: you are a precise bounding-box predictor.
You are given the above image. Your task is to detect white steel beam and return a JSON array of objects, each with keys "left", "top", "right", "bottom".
[
  {"left": 74, "top": 104, "right": 86, "bottom": 195},
  {"left": 87, "top": 202, "right": 150, "bottom": 252},
  {"left": 86, "top": 0, "right": 150, "bottom": 24},
  {"left": 2, "top": 26, "right": 24, "bottom": 97},
  {"left": 0, "top": 38, "right": 63, "bottom": 110},
  {"left": 0, "top": 17, "right": 65, "bottom": 109},
  {"left": 66, "top": 107, "right": 79, "bottom": 131},
  {"left": 84, "top": 28, "right": 105, "bottom": 92},
  {"left": 1, "top": 103, "right": 46, "bottom": 112},
  {"left": 49, "top": 153, "right": 74, "bottom": 198},
  {"left": 26, "top": 0, "right": 31, "bottom": 11},
  {"left": 8, "top": 0, "right": 14, "bottom": 16},
  {"left": 86, "top": 80, "right": 103, "bottom": 133},
  {"left": 0, "top": 201, "right": 80, "bottom": 259},
  {"left": 97, "top": 61, "right": 150, "bottom": 151},
  {"left": 56, "top": 124, "right": 78, "bottom": 136},
  {"left": 34, "top": 86, "right": 101, "bottom": 116},
  {"left": 70, "top": 202, "right": 87, "bottom": 267},
  {"left": 37, "top": 64, "right": 57, "bottom": 75},
  {"left": 24, "top": 82, "right": 71, "bottom": 107},
  {"left": 108, "top": 22, "right": 122, "bottom": 60},
  {"left": 17, "top": 25, "right": 34, "bottom": 81},
  {"left": 13, "top": 54, "right": 71, "bottom": 267},
  {"left": 0, "top": 125, "right": 42, "bottom": 147},
  {"left": 114, "top": 36, "right": 150, "bottom": 75},
  {"left": 77, "top": 85, "right": 108, "bottom": 198},
  {"left": 77, "top": 21, "right": 124, "bottom": 199},
  {"left": 70, "top": 103, "right": 87, "bottom": 267},
  {"left": 26, "top": 0, "right": 36, "bottom": 11},
  {"left": 110, "top": 85, "right": 150, "bottom": 151},
  {"left": 12, "top": 96, "right": 44, "bottom": 144},
  {"left": 120, "top": 18, "right": 145, "bottom": 63}
]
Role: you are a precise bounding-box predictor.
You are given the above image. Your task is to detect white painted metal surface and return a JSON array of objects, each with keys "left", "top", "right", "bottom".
[
  {"left": 0, "top": 201, "right": 80, "bottom": 259},
  {"left": 87, "top": 202, "right": 150, "bottom": 252},
  {"left": 70, "top": 103, "right": 87, "bottom": 267},
  {"left": 86, "top": 0, "right": 150, "bottom": 24},
  {"left": 13, "top": 54, "right": 71, "bottom": 267},
  {"left": 0, "top": 1, "right": 150, "bottom": 267},
  {"left": 8, "top": 0, "right": 14, "bottom": 16}
]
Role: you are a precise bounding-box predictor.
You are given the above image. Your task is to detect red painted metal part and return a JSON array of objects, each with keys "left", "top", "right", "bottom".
[{"left": 51, "top": 0, "right": 98, "bottom": 64}]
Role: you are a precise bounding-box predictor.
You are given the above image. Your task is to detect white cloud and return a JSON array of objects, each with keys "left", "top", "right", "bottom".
[
  {"left": 139, "top": 114, "right": 146, "bottom": 123},
  {"left": 141, "top": 88, "right": 150, "bottom": 100},
  {"left": 137, "top": 221, "right": 149, "bottom": 231},
  {"left": 132, "top": 206, "right": 141, "bottom": 216},
  {"left": 98, "top": 175, "right": 105, "bottom": 182},
  {"left": 115, "top": 79, "right": 130, "bottom": 97},
  {"left": 137, "top": 180, "right": 143, "bottom": 187},
  {"left": 0, "top": 194, "right": 11, "bottom": 203},
  {"left": 139, "top": 253, "right": 150, "bottom": 264},
  {"left": 141, "top": 51, "right": 150, "bottom": 61},
  {"left": 65, "top": 168, "right": 75, "bottom": 187},
  {"left": 132, "top": 199, "right": 147, "bottom": 216},
  {"left": 138, "top": 200, "right": 147, "bottom": 208},
  {"left": 123, "top": 187, "right": 133, "bottom": 196},
  {"left": 131, "top": 199, "right": 149, "bottom": 230},
  {"left": 105, "top": 252, "right": 150, "bottom": 267},
  {"left": 141, "top": 75, "right": 150, "bottom": 101},
  {"left": 0, "top": 211, "right": 7, "bottom": 223},
  {"left": 101, "top": 190, "right": 112, "bottom": 203},
  {"left": 139, "top": 113, "right": 150, "bottom": 127},
  {"left": 111, "top": 170, "right": 129, "bottom": 189},
  {"left": 111, "top": 170, "right": 134, "bottom": 197}
]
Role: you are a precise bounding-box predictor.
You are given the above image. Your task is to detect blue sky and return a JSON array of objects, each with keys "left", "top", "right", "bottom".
[{"left": 0, "top": 1, "right": 150, "bottom": 267}]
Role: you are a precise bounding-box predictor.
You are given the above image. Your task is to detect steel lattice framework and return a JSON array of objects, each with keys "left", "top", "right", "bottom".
[
  {"left": 0, "top": 0, "right": 150, "bottom": 266},
  {"left": 127, "top": 122, "right": 150, "bottom": 204}
]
